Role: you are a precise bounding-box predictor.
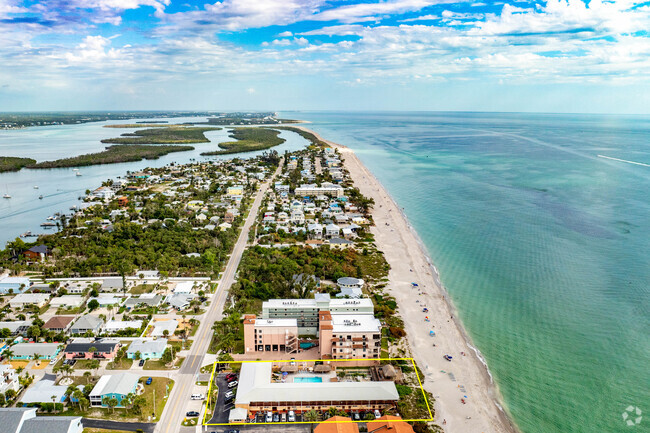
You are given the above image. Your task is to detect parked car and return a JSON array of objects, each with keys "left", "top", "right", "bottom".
[
  {"left": 273, "top": 413, "right": 279, "bottom": 422},
  {"left": 226, "top": 375, "right": 238, "bottom": 383},
  {"left": 227, "top": 380, "right": 238, "bottom": 388},
  {"left": 281, "top": 412, "right": 286, "bottom": 422},
  {"left": 288, "top": 410, "right": 296, "bottom": 422},
  {"left": 186, "top": 411, "right": 200, "bottom": 417},
  {"left": 225, "top": 373, "right": 237, "bottom": 381},
  {"left": 226, "top": 430, "right": 240, "bottom": 433},
  {"left": 191, "top": 394, "right": 205, "bottom": 400},
  {"left": 374, "top": 410, "right": 382, "bottom": 419},
  {"left": 352, "top": 412, "right": 360, "bottom": 420},
  {"left": 139, "top": 359, "right": 145, "bottom": 367},
  {"left": 265, "top": 412, "right": 273, "bottom": 423},
  {"left": 224, "top": 391, "right": 234, "bottom": 399},
  {"left": 145, "top": 377, "right": 153, "bottom": 385}
]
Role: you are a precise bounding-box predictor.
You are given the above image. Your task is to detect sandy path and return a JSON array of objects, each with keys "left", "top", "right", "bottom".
[{"left": 295, "top": 125, "right": 519, "bottom": 433}]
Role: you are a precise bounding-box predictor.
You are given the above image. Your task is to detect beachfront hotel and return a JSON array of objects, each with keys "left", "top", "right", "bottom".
[
  {"left": 294, "top": 183, "right": 345, "bottom": 198},
  {"left": 233, "top": 362, "right": 399, "bottom": 416},
  {"left": 262, "top": 293, "right": 374, "bottom": 335},
  {"left": 245, "top": 303, "right": 381, "bottom": 359}
]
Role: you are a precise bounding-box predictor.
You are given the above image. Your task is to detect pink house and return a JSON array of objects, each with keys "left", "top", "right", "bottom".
[{"left": 64, "top": 341, "right": 119, "bottom": 360}]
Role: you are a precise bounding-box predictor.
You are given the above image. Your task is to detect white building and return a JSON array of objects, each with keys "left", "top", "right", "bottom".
[{"left": 9, "top": 293, "right": 50, "bottom": 308}]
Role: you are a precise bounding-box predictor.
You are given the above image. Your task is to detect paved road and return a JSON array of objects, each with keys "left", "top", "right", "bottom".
[
  {"left": 156, "top": 161, "right": 282, "bottom": 433},
  {"left": 82, "top": 418, "right": 155, "bottom": 433}
]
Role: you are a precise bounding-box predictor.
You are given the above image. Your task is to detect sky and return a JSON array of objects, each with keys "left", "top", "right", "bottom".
[{"left": 0, "top": 0, "right": 649, "bottom": 114}]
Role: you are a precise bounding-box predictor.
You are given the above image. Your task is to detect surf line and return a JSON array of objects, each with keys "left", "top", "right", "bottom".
[{"left": 597, "top": 154, "right": 650, "bottom": 167}]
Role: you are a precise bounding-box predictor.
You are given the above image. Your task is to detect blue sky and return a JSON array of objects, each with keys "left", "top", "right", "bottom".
[{"left": 0, "top": 0, "right": 649, "bottom": 113}]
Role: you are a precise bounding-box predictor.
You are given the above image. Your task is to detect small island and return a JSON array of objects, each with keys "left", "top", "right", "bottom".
[
  {"left": 28, "top": 144, "right": 194, "bottom": 169},
  {"left": 101, "top": 126, "right": 220, "bottom": 144},
  {"left": 0, "top": 156, "right": 37, "bottom": 172},
  {"left": 201, "top": 127, "right": 285, "bottom": 155}
]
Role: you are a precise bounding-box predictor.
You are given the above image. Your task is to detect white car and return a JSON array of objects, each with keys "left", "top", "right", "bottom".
[
  {"left": 288, "top": 411, "right": 296, "bottom": 422},
  {"left": 228, "top": 380, "right": 238, "bottom": 388},
  {"left": 266, "top": 412, "right": 273, "bottom": 423},
  {"left": 374, "top": 410, "right": 382, "bottom": 418}
]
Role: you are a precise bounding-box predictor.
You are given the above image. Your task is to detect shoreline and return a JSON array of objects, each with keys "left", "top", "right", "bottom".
[{"left": 294, "top": 125, "right": 519, "bottom": 433}]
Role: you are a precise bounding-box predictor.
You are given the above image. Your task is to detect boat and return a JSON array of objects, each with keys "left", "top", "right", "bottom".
[
  {"left": 39, "top": 195, "right": 43, "bottom": 199},
  {"left": 2, "top": 193, "right": 10, "bottom": 199},
  {"left": 20, "top": 231, "right": 32, "bottom": 237},
  {"left": 76, "top": 172, "right": 82, "bottom": 176},
  {"left": 33, "top": 186, "right": 39, "bottom": 189},
  {"left": 444, "top": 355, "right": 453, "bottom": 361},
  {"left": 40, "top": 222, "right": 56, "bottom": 227}
]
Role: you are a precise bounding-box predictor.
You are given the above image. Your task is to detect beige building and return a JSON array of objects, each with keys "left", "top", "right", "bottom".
[
  {"left": 234, "top": 362, "right": 398, "bottom": 415},
  {"left": 243, "top": 315, "right": 299, "bottom": 354},
  {"left": 319, "top": 311, "right": 382, "bottom": 359}
]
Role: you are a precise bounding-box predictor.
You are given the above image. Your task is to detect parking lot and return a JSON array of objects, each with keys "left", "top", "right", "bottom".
[{"left": 208, "top": 373, "right": 235, "bottom": 424}]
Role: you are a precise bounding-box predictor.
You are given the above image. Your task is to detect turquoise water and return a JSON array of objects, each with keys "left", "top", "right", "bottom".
[
  {"left": 294, "top": 376, "right": 323, "bottom": 383},
  {"left": 283, "top": 112, "right": 649, "bottom": 433}
]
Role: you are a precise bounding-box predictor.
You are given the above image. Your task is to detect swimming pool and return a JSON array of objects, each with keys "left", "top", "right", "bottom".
[{"left": 293, "top": 376, "right": 323, "bottom": 383}]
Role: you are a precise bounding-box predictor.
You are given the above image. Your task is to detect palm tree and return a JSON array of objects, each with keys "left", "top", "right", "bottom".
[
  {"left": 83, "top": 371, "right": 92, "bottom": 383},
  {"left": 304, "top": 410, "right": 319, "bottom": 422}
]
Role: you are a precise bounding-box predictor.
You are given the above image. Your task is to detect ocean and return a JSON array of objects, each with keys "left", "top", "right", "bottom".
[
  {"left": 283, "top": 111, "right": 650, "bottom": 433},
  {"left": 1, "top": 111, "right": 648, "bottom": 432}
]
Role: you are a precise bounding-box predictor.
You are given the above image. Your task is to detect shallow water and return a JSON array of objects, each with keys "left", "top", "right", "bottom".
[{"left": 284, "top": 111, "right": 650, "bottom": 433}]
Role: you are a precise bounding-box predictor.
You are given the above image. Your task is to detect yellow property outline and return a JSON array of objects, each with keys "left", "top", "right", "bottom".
[{"left": 202, "top": 357, "right": 434, "bottom": 426}]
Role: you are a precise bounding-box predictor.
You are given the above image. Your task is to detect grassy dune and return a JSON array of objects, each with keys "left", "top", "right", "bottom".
[{"left": 201, "top": 127, "right": 285, "bottom": 155}]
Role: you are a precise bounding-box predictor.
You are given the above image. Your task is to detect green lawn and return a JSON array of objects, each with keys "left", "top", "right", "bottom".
[
  {"left": 106, "top": 358, "right": 134, "bottom": 370},
  {"left": 130, "top": 284, "right": 156, "bottom": 294},
  {"left": 143, "top": 357, "right": 184, "bottom": 370},
  {"left": 72, "top": 359, "right": 102, "bottom": 370},
  {"left": 140, "top": 377, "right": 174, "bottom": 421}
]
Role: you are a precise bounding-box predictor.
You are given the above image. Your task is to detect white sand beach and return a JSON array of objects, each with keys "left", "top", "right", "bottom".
[{"left": 296, "top": 125, "right": 519, "bottom": 433}]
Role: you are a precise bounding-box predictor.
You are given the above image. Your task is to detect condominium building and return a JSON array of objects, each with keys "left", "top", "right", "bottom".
[
  {"left": 262, "top": 294, "right": 374, "bottom": 335},
  {"left": 319, "top": 311, "right": 382, "bottom": 359},
  {"left": 243, "top": 316, "right": 298, "bottom": 354},
  {"left": 294, "top": 183, "right": 345, "bottom": 198}
]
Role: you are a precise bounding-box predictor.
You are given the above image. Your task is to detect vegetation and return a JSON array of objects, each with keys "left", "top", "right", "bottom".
[
  {"left": 0, "top": 111, "right": 215, "bottom": 129},
  {"left": 101, "top": 126, "right": 220, "bottom": 145},
  {"left": 188, "top": 113, "right": 296, "bottom": 126},
  {"left": 0, "top": 156, "right": 36, "bottom": 172},
  {"left": 28, "top": 144, "right": 194, "bottom": 169},
  {"left": 270, "top": 126, "right": 328, "bottom": 148},
  {"left": 226, "top": 245, "right": 389, "bottom": 314},
  {"left": 201, "top": 128, "right": 285, "bottom": 155}
]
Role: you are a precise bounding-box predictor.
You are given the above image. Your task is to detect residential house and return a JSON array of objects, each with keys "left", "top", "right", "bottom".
[
  {"left": 69, "top": 315, "right": 103, "bottom": 335},
  {"left": 9, "top": 293, "right": 49, "bottom": 309},
  {"left": 42, "top": 316, "right": 75, "bottom": 333},
  {"left": 151, "top": 320, "right": 178, "bottom": 337},
  {"left": 101, "top": 277, "right": 123, "bottom": 292},
  {"left": 20, "top": 378, "right": 75, "bottom": 404},
  {"left": 22, "top": 245, "right": 50, "bottom": 262},
  {"left": 307, "top": 223, "right": 323, "bottom": 239},
  {"left": 173, "top": 281, "right": 193, "bottom": 294},
  {"left": 126, "top": 339, "right": 167, "bottom": 360},
  {"left": 102, "top": 320, "right": 143, "bottom": 334},
  {"left": 10, "top": 343, "right": 61, "bottom": 360},
  {"left": 0, "top": 321, "right": 30, "bottom": 335},
  {"left": 314, "top": 416, "right": 359, "bottom": 433},
  {"left": 290, "top": 210, "right": 305, "bottom": 224},
  {"left": 64, "top": 340, "right": 119, "bottom": 360},
  {"left": 0, "top": 364, "right": 19, "bottom": 395},
  {"left": 49, "top": 295, "right": 84, "bottom": 309},
  {"left": 0, "top": 407, "right": 82, "bottom": 433},
  {"left": 89, "top": 373, "right": 140, "bottom": 407},
  {"left": 124, "top": 294, "right": 163, "bottom": 310},
  {"left": 325, "top": 223, "right": 340, "bottom": 239},
  {"left": 166, "top": 293, "right": 195, "bottom": 310}
]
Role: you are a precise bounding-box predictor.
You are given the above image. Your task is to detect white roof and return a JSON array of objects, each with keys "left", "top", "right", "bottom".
[
  {"left": 254, "top": 318, "right": 297, "bottom": 328},
  {"left": 264, "top": 299, "right": 318, "bottom": 309},
  {"left": 90, "top": 373, "right": 140, "bottom": 398},
  {"left": 151, "top": 320, "right": 178, "bottom": 337},
  {"left": 127, "top": 339, "right": 167, "bottom": 354},
  {"left": 235, "top": 363, "right": 398, "bottom": 405},
  {"left": 229, "top": 407, "right": 248, "bottom": 421},
  {"left": 20, "top": 379, "right": 70, "bottom": 404},
  {"left": 11, "top": 343, "right": 60, "bottom": 358},
  {"left": 49, "top": 295, "right": 84, "bottom": 307},
  {"left": 331, "top": 315, "right": 381, "bottom": 333},
  {"left": 103, "top": 320, "right": 143, "bottom": 331},
  {"left": 0, "top": 276, "right": 30, "bottom": 284},
  {"left": 9, "top": 293, "right": 49, "bottom": 304},
  {"left": 173, "top": 281, "right": 193, "bottom": 293}
]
